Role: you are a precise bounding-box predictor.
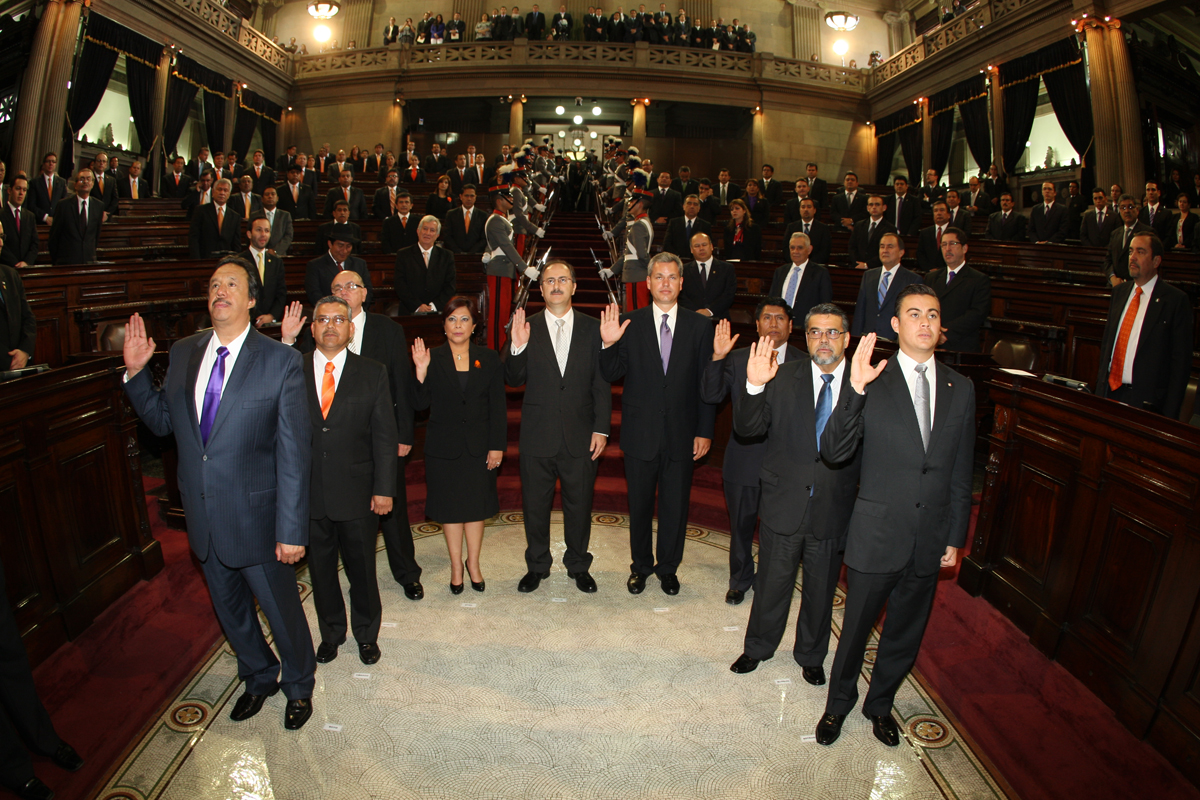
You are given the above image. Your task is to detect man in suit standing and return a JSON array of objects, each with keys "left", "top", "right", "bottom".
[
  {"left": 246, "top": 150, "right": 276, "bottom": 195},
  {"left": 695, "top": 181, "right": 721, "bottom": 226},
  {"left": 985, "top": 192, "right": 1027, "bottom": 241},
  {"left": 185, "top": 147, "right": 212, "bottom": 182},
  {"left": 444, "top": 185, "right": 486, "bottom": 253},
  {"left": 944, "top": 189, "right": 972, "bottom": 235},
  {"left": 964, "top": 176, "right": 990, "bottom": 217},
  {"left": 315, "top": 201, "right": 362, "bottom": 255},
  {"left": 1080, "top": 187, "right": 1117, "bottom": 248},
  {"left": 714, "top": 169, "right": 743, "bottom": 208},
  {"left": 830, "top": 171, "right": 868, "bottom": 232},
  {"left": 599, "top": 253, "right": 716, "bottom": 595},
  {"left": 402, "top": 154, "right": 425, "bottom": 185},
  {"left": 805, "top": 163, "right": 828, "bottom": 212},
  {"left": 727, "top": 302, "right": 862, "bottom": 682},
  {"left": 306, "top": 227, "right": 373, "bottom": 306},
  {"left": 923, "top": 228, "right": 991, "bottom": 352},
  {"left": 848, "top": 195, "right": 896, "bottom": 270},
  {"left": 916, "top": 201, "right": 954, "bottom": 272},
  {"left": 294, "top": 154, "right": 320, "bottom": 196},
  {"left": 422, "top": 145, "right": 449, "bottom": 176},
  {"left": 1, "top": 177, "right": 39, "bottom": 268},
  {"left": 662, "top": 195, "right": 711, "bottom": 258},
  {"left": 325, "top": 170, "right": 367, "bottom": 220},
  {"left": 851, "top": 232, "right": 921, "bottom": 340},
  {"left": 784, "top": 178, "right": 810, "bottom": 226},
  {"left": 188, "top": 179, "right": 241, "bottom": 259},
  {"left": 1094, "top": 233, "right": 1193, "bottom": 419},
  {"left": 381, "top": 192, "right": 421, "bottom": 254},
  {"left": 1064, "top": 180, "right": 1087, "bottom": 239},
  {"left": 394, "top": 216, "right": 456, "bottom": 314},
  {"left": 770, "top": 232, "right": 833, "bottom": 313},
  {"left": 275, "top": 145, "right": 297, "bottom": 174},
  {"left": 301, "top": 295, "right": 397, "bottom": 665},
  {"left": 278, "top": 165, "right": 317, "bottom": 220},
  {"left": 229, "top": 175, "right": 263, "bottom": 222},
  {"left": 49, "top": 169, "right": 103, "bottom": 266},
  {"left": 815, "top": 284, "right": 975, "bottom": 747},
  {"left": 526, "top": 4, "right": 547, "bottom": 38},
  {"left": 1028, "top": 181, "right": 1069, "bottom": 243},
  {"left": 161, "top": 156, "right": 193, "bottom": 200},
  {"left": 30, "top": 153, "right": 66, "bottom": 224},
  {"left": 650, "top": 171, "right": 684, "bottom": 223},
  {"left": 506, "top": 261, "right": 611, "bottom": 593},
  {"left": 1168, "top": 193, "right": 1197, "bottom": 251},
  {"left": 670, "top": 166, "right": 699, "bottom": 199},
  {"left": 122, "top": 258, "right": 316, "bottom": 730},
  {"left": 760, "top": 164, "right": 784, "bottom": 206},
  {"left": 325, "top": 150, "right": 353, "bottom": 182},
  {"left": 90, "top": 153, "right": 119, "bottom": 218},
  {"left": 920, "top": 169, "right": 946, "bottom": 209},
  {"left": 383, "top": 15, "right": 400, "bottom": 43},
  {"left": 1139, "top": 181, "right": 1173, "bottom": 241},
  {"left": 117, "top": 159, "right": 150, "bottom": 202},
  {"left": 0, "top": 246, "right": 36, "bottom": 368},
  {"left": 1104, "top": 195, "right": 1152, "bottom": 286},
  {"left": 241, "top": 215, "right": 287, "bottom": 327},
  {"left": 448, "top": 155, "right": 471, "bottom": 196},
  {"left": 679, "top": 232, "right": 735, "bottom": 321},
  {"left": 782, "top": 197, "right": 831, "bottom": 265},
  {"left": 701, "top": 302, "right": 804, "bottom": 605},
  {"left": 181, "top": 171, "right": 214, "bottom": 220},
  {"left": 373, "top": 170, "right": 402, "bottom": 219},
  {"left": 259, "top": 187, "right": 293, "bottom": 256},
  {"left": 883, "top": 176, "right": 920, "bottom": 237}
]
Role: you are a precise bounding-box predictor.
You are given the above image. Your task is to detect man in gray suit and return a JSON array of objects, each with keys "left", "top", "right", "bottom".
[
  {"left": 700, "top": 300, "right": 803, "bottom": 605},
  {"left": 122, "top": 257, "right": 317, "bottom": 731},
  {"left": 260, "top": 186, "right": 293, "bottom": 256}
]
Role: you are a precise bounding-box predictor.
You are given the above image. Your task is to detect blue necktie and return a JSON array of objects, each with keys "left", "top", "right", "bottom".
[
  {"left": 815, "top": 373, "right": 834, "bottom": 452},
  {"left": 877, "top": 269, "right": 891, "bottom": 308},
  {"left": 199, "top": 346, "right": 229, "bottom": 446},
  {"left": 784, "top": 265, "right": 801, "bottom": 307}
]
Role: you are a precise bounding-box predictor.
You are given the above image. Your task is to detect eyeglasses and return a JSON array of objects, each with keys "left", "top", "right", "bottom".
[
  {"left": 1118, "top": 204, "right": 1136, "bottom": 211},
  {"left": 939, "top": 240, "right": 964, "bottom": 248},
  {"left": 541, "top": 277, "right": 573, "bottom": 287},
  {"left": 331, "top": 282, "right": 363, "bottom": 292},
  {"left": 315, "top": 315, "right": 349, "bottom": 325},
  {"left": 806, "top": 328, "right": 845, "bottom": 340}
]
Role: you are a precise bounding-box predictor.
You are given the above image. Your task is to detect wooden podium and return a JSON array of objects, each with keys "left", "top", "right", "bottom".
[
  {"left": 0, "top": 357, "right": 163, "bottom": 668},
  {"left": 960, "top": 370, "right": 1200, "bottom": 784}
]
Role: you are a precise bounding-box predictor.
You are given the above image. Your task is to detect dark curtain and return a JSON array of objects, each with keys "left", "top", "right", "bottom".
[
  {"left": 239, "top": 90, "right": 283, "bottom": 166},
  {"left": 929, "top": 111, "right": 954, "bottom": 178},
  {"left": 998, "top": 37, "right": 1085, "bottom": 176},
  {"left": 874, "top": 106, "right": 922, "bottom": 183},
  {"left": 928, "top": 74, "right": 987, "bottom": 177},
  {"left": 898, "top": 119, "right": 923, "bottom": 182},
  {"left": 231, "top": 104, "right": 259, "bottom": 160},
  {"left": 999, "top": 76, "right": 1040, "bottom": 176},
  {"left": 959, "top": 96, "right": 992, "bottom": 174},
  {"left": 171, "top": 55, "right": 230, "bottom": 152},
  {"left": 82, "top": 13, "right": 163, "bottom": 156},
  {"left": 1041, "top": 43, "right": 1093, "bottom": 166},
  {"left": 260, "top": 117, "right": 277, "bottom": 166},
  {"left": 203, "top": 90, "right": 226, "bottom": 153},
  {"left": 162, "top": 74, "right": 199, "bottom": 158},
  {"left": 66, "top": 29, "right": 120, "bottom": 140},
  {"left": 125, "top": 59, "right": 157, "bottom": 155},
  {"left": 875, "top": 132, "right": 897, "bottom": 184}
]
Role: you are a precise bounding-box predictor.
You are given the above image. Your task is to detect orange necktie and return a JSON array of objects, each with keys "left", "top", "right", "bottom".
[
  {"left": 464, "top": 209, "right": 470, "bottom": 229},
  {"left": 243, "top": 195, "right": 251, "bottom": 218},
  {"left": 344, "top": 188, "right": 350, "bottom": 203},
  {"left": 292, "top": 184, "right": 299, "bottom": 202},
  {"left": 131, "top": 180, "right": 139, "bottom": 199},
  {"left": 216, "top": 205, "right": 224, "bottom": 228},
  {"left": 321, "top": 362, "right": 335, "bottom": 418},
  {"left": 1108, "top": 285, "right": 1142, "bottom": 391},
  {"left": 389, "top": 188, "right": 396, "bottom": 214}
]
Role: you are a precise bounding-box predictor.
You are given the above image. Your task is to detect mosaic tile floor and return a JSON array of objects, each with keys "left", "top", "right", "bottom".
[{"left": 98, "top": 513, "right": 1007, "bottom": 800}]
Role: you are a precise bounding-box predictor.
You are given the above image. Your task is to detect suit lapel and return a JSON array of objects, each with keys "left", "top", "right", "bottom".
[
  {"left": 1133, "top": 283, "right": 1167, "bottom": 364},
  {"left": 792, "top": 357, "right": 818, "bottom": 447},
  {"left": 925, "top": 362, "right": 955, "bottom": 454},
  {"left": 206, "top": 329, "right": 260, "bottom": 444},
  {"left": 883, "top": 360, "right": 926, "bottom": 453},
  {"left": 303, "top": 352, "right": 323, "bottom": 419},
  {"left": 185, "top": 333, "right": 209, "bottom": 443},
  {"left": 325, "top": 353, "right": 360, "bottom": 422}
]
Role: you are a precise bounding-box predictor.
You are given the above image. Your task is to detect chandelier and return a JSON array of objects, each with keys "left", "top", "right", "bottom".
[
  {"left": 308, "top": 1, "right": 341, "bottom": 20},
  {"left": 824, "top": 11, "right": 859, "bottom": 31}
]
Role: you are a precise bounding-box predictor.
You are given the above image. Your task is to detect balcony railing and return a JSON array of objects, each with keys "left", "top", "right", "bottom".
[{"left": 170, "top": 0, "right": 291, "bottom": 74}]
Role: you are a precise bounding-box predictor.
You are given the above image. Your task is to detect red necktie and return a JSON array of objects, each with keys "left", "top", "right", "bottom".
[{"left": 1108, "top": 286, "right": 1143, "bottom": 391}]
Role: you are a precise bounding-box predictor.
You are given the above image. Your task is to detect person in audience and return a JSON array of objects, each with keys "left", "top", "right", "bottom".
[
  {"left": 1110, "top": 182, "right": 1123, "bottom": 204},
  {"left": 476, "top": 12, "right": 495, "bottom": 40},
  {"left": 782, "top": 197, "right": 831, "bottom": 265},
  {"left": 1104, "top": 195, "right": 1151, "bottom": 285},
  {"left": 381, "top": 191, "right": 420, "bottom": 253},
  {"left": 211, "top": 151, "right": 232, "bottom": 184},
  {"left": 1190, "top": 173, "right": 1200, "bottom": 208},
  {"left": 695, "top": 180, "right": 720, "bottom": 225},
  {"left": 670, "top": 166, "right": 699, "bottom": 199},
  {"left": 984, "top": 192, "right": 1027, "bottom": 241},
  {"left": 2, "top": 176, "right": 39, "bottom": 268},
  {"left": 411, "top": 297, "right": 506, "bottom": 593},
  {"left": 276, "top": 144, "right": 297, "bottom": 174},
  {"left": 383, "top": 16, "right": 400, "bottom": 44},
  {"left": 1168, "top": 193, "right": 1197, "bottom": 251},
  {"left": 1080, "top": 187, "right": 1117, "bottom": 248},
  {"left": 852, "top": 231, "right": 921, "bottom": 340},
  {"left": 49, "top": 169, "right": 103, "bottom": 266},
  {"left": 365, "top": 144, "right": 385, "bottom": 175},
  {"left": 525, "top": 4, "right": 546, "bottom": 38},
  {"left": 964, "top": 175, "right": 990, "bottom": 216},
  {"left": 917, "top": 200, "right": 953, "bottom": 272},
  {"left": 295, "top": 154, "right": 320, "bottom": 195},
  {"left": 325, "top": 150, "right": 352, "bottom": 182},
  {"left": 229, "top": 174, "right": 262, "bottom": 222},
  {"left": 848, "top": 195, "right": 895, "bottom": 270},
  {"left": 944, "top": 189, "right": 971, "bottom": 234},
  {"left": 188, "top": 178, "right": 240, "bottom": 259},
  {"left": 427, "top": 174, "right": 454, "bottom": 221},
  {"left": 984, "top": 164, "right": 1007, "bottom": 207},
  {"left": 403, "top": 154, "right": 425, "bottom": 184},
  {"left": 161, "top": 155, "right": 192, "bottom": 200},
  {"left": 770, "top": 231, "right": 832, "bottom": 313},
  {"left": 742, "top": 179, "right": 770, "bottom": 226},
  {"left": 1063, "top": 180, "right": 1086, "bottom": 240},
  {"left": 90, "top": 152, "right": 119, "bottom": 218},
  {"left": 374, "top": 169, "right": 402, "bottom": 219},
  {"left": 830, "top": 171, "right": 867, "bottom": 231},
  {"left": 678, "top": 231, "right": 735, "bottom": 320},
  {"left": 117, "top": 159, "right": 150, "bottom": 202},
  {"left": 1164, "top": 168, "right": 1187, "bottom": 207},
  {"left": 726, "top": 301, "right": 860, "bottom": 679},
  {"left": 123, "top": 258, "right": 316, "bottom": 732},
  {"left": 444, "top": 184, "right": 486, "bottom": 253},
  {"left": 921, "top": 168, "right": 946, "bottom": 209},
  {"left": 311, "top": 146, "right": 329, "bottom": 179},
  {"left": 805, "top": 163, "right": 828, "bottom": 211},
  {"left": 241, "top": 214, "right": 287, "bottom": 327},
  {"left": 922, "top": 227, "right": 990, "bottom": 352},
  {"left": 1094, "top": 232, "right": 1193, "bottom": 419},
  {"left": 700, "top": 301, "right": 805, "bottom": 605},
  {"left": 723, "top": 199, "right": 761, "bottom": 261},
  {"left": 759, "top": 164, "right": 784, "bottom": 206},
  {"left": 884, "top": 176, "right": 920, "bottom": 237},
  {"left": 394, "top": 215, "right": 456, "bottom": 315},
  {"left": 0, "top": 225, "right": 36, "bottom": 367},
  {"left": 1139, "top": 180, "right": 1173, "bottom": 241},
  {"left": 714, "top": 168, "right": 742, "bottom": 207},
  {"left": 376, "top": 154, "right": 398, "bottom": 184},
  {"left": 662, "top": 194, "right": 711, "bottom": 258},
  {"left": 278, "top": 164, "right": 317, "bottom": 220},
  {"left": 186, "top": 146, "right": 212, "bottom": 182},
  {"left": 30, "top": 153, "right": 66, "bottom": 225},
  {"left": 1028, "top": 181, "right": 1068, "bottom": 243},
  {"left": 306, "top": 227, "right": 373, "bottom": 306},
  {"left": 182, "top": 170, "right": 215, "bottom": 219},
  {"left": 598, "top": 253, "right": 716, "bottom": 597},
  {"left": 424, "top": 144, "right": 450, "bottom": 176},
  {"left": 260, "top": 186, "right": 293, "bottom": 256},
  {"left": 649, "top": 171, "right": 684, "bottom": 223},
  {"left": 324, "top": 169, "right": 367, "bottom": 220},
  {"left": 472, "top": 153, "right": 491, "bottom": 187},
  {"left": 316, "top": 200, "right": 362, "bottom": 255},
  {"left": 428, "top": 14, "right": 446, "bottom": 42},
  {"left": 448, "top": 154, "right": 470, "bottom": 196}
]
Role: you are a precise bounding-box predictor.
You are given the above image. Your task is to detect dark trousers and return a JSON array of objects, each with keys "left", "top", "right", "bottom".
[
  {"left": 624, "top": 449, "right": 694, "bottom": 576},
  {"left": 723, "top": 481, "right": 760, "bottom": 591},
  {"left": 825, "top": 557, "right": 939, "bottom": 716},
  {"left": 0, "top": 563, "right": 61, "bottom": 790},
  {"left": 742, "top": 515, "right": 843, "bottom": 665},
  {"left": 309, "top": 514, "right": 383, "bottom": 647},
  {"left": 520, "top": 442, "right": 598, "bottom": 572},
  {"left": 379, "top": 455, "right": 421, "bottom": 584},
  {"left": 200, "top": 555, "right": 316, "bottom": 701}
]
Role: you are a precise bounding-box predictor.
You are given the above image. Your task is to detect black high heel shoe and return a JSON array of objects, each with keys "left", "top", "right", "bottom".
[
  {"left": 465, "top": 560, "right": 485, "bottom": 592},
  {"left": 450, "top": 567, "right": 464, "bottom": 595}
]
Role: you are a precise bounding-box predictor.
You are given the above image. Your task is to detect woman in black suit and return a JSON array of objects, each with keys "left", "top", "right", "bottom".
[
  {"left": 724, "top": 199, "right": 762, "bottom": 260},
  {"left": 411, "top": 297, "right": 506, "bottom": 593},
  {"left": 427, "top": 174, "right": 454, "bottom": 220},
  {"left": 743, "top": 179, "right": 771, "bottom": 226}
]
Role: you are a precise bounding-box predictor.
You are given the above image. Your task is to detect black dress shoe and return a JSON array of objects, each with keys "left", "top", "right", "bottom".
[
  {"left": 725, "top": 589, "right": 745, "bottom": 605},
  {"left": 403, "top": 582, "right": 424, "bottom": 600},
  {"left": 13, "top": 777, "right": 53, "bottom": 800},
  {"left": 518, "top": 570, "right": 550, "bottom": 593},
  {"left": 230, "top": 686, "right": 278, "bottom": 721},
  {"left": 315, "top": 642, "right": 339, "bottom": 663},
  {"left": 358, "top": 642, "right": 381, "bottom": 665},
  {"left": 568, "top": 571, "right": 598, "bottom": 593},
  {"left": 627, "top": 572, "right": 647, "bottom": 594},
  {"left": 865, "top": 711, "right": 900, "bottom": 746},
  {"left": 801, "top": 666, "right": 826, "bottom": 686},
  {"left": 815, "top": 713, "right": 846, "bottom": 746},
  {"left": 51, "top": 742, "right": 83, "bottom": 772},
  {"left": 284, "top": 698, "right": 313, "bottom": 730},
  {"left": 730, "top": 653, "right": 767, "bottom": 674},
  {"left": 466, "top": 561, "right": 485, "bottom": 592},
  {"left": 450, "top": 581, "right": 464, "bottom": 595},
  {"left": 659, "top": 573, "right": 680, "bottom": 595}
]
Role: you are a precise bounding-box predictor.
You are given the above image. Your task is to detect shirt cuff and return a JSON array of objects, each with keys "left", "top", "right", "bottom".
[
  {"left": 592, "top": 431, "right": 608, "bottom": 437},
  {"left": 745, "top": 381, "right": 765, "bottom": 395},
  {"left": 510, "top": 342, "right": 528, "bottom": 356}
]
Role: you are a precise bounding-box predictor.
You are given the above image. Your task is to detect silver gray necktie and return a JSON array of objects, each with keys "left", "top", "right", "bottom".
[
  {"left": 914, "top": 363, "right": 931, "bottom": 451},
  {"left": 554, "top": 318, "right": 568, "bottom": 375}
]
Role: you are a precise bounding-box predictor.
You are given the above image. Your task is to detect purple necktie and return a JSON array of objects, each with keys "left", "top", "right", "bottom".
[
  {"left": 660, "top": 313, "right": 672, "bottom": 373},
  {"left": 946, "top": 270, "right": 956, "bottom": 285},
  {"left": 199, "top": 346, "right": 229, "bottom": 445}
]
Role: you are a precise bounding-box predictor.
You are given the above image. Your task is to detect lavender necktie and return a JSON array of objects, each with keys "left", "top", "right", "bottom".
[
  {"left": 199, "top": 346, "right": 229, "bottom": 445},
  {"left": 660, "top": 313, "right": 672, "bottom": 373}
]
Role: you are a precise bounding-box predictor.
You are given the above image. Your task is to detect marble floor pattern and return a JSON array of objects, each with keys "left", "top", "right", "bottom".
[{"left": 98, "top": 513, "right": 1007, "bottom": 800}]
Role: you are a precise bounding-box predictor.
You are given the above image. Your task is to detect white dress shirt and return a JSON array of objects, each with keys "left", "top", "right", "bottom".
[
  {"left": 783, "top": 259, "right": 808, "bottom": 307},
  {"left": 509, "top": 306, "right": 573, "bottom": 357},
  {"left": 349, "top": 308, "right": 367, "bottom": 354},
  {"left": 313, "top": 345, "right": 349, "bottom": 399},
  {"left": 654, "top": 302, "right": 678, "bottom": 356},
  {"left": 192, "top": 323, "right": 252, "bottom": 418},
  {"left": 894, "top": 348, "right": 938, "bottom": 428},
  {"left": 1110, "top": 274, "right": 1157, "bottom": 385},
  {"left": 810, "top": 357, "right": 846, "bottom": 409}
]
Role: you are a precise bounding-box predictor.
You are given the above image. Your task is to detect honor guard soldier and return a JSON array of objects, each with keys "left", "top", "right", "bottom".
[
  {"left": 604, "top": 168, "right": 654, "bottom": 311},
  {"left": 484, "top": 182, "right": 540, "bottom": 350},
  {"left": 503, "top": 160, "right": 545, "bottom": 255}
]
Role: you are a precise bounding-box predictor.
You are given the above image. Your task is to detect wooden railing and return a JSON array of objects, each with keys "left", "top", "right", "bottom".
[{"left": 168, "top": 0, "right": 291, "bottom": 74}]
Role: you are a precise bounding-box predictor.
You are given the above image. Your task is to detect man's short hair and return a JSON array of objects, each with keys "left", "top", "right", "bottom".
[
  {"left": 461, "top": 183, "right": 478, "bottom": 194},
  {"left": 893, "top": 176, "right": 909, "bottom": 185},
  {"left": 542, "top": 259, "right": 576, "bottom": 282},
  {"left": 396, "top": 189, "right": 411, "bottom": 199},
  {"left": 806, "top": 162, "right": 818, "bottom": 169},
  {"left": 314, "top": 295, "right": 352, "bottom": 315},
  {"left": 878, "top": 231, "right": 904, "bottom": 247},
  {"left": 932, "top": 200, "right": 949, "bottom": 212},
  {"left": 1131, "top": 231, "right": 1165, "bottom": 259},
  {"left": 214, "top": 178, "right": 232, "bottom": 191},
  {"left": 754, "top": 297, "right": 793, "bottom": 321},
  {"left": 795, "top": 177, "right": 809, "bottom": 186},
  {"left": 893, "top": 282, "right": 939, "bottom": 317},
  {"left": 698, "top": 178, "right": 712, "bottom": 187},
  {"left": 647, "top": 251, "right": 682, "bottom": 274},
  {"left": 942, "top": 226, "right": 968, "bottom": 242},
  {"left": 332, "top": 199, "right": 349, "bottom": 211},
  {"left": 1118, "top": 194, "right": 1137, "bottom": 208},
  {"left": 216, "top": 255, "right": 261, "bottom": 303},
  {"left": 844, "top": 171, "right": 858, "bottom": 180},
  {"left": 762, "top": 163, "right": 774, "bottom": 172},
  {"left": 1000, "top": 191, "right": 1013, "bottom": 201},
  {"left": 248, "top": 212, "right": 269, "bottom": 227},
  {"left": 804, "top": 302, "right": 849, "bottom": 332},
  {"left": 788, "top": 231, "right": 811, "bottom": 248},
  {"left": 418, "top": 214, "right": 442, "bottom": 234}
]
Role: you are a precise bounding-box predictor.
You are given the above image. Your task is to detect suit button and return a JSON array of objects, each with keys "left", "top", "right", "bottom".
[
  {"left": 200, "top": 493, "right": 205, "bottom": 499},
  {"left": 323, "top": 427, "right": 330, "bottom": 432},
  {"left": 922, "top": 468, "right": 928, "bottom": 474},
  {"left": 915, "top": 502, "right": 921, "bottom": 508},
  {"left": 814, "top": 457, "right": 820, "bottom": 463},
  {"left": 202, "top": 455, "right": 207, "bottom": 461},
  {"left": 805, "top": 486, "right": 811, "bottom": 492}
]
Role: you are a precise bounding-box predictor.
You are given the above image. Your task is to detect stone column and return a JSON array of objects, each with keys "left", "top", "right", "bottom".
[
  {"left": 631, "top": 100, "right": 646, "bottom": 151},
  {"left": 1083, "top": 22, "right": 1118, "bottom": 187},
  {"left": 1106, "top": 22, "right": 1143, "bottom": 195},
  {"left": 790, "top": 2, "right": 822, "bottom": 62},
  {"left": 921, "top": 101, "right": 932, "bottom": 181},
  {"left": 149, "top": 48, "right": 171, "bottom": 196},
  {"left": 11, "top": 0, "right": 63, "bottom": 174},
  {"left": 989, "top": 68, "right": 1004, "bottom": 177},
  {"left": 391, "top": 100, "right": 404, "bottom": 156},
  {"left": 751, "top": 108, "right": 765, "bottom": 173},
  {"left": 509, "top": 99, "right": 524, "bottom": 144},
  {"left": 883, "top": 11, "right": 914, "bottom": 56},
  {"left": 40, "top": 0, "right": 83, "bottom": 174}
]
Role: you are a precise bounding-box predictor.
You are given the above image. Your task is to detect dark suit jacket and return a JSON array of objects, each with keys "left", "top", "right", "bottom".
[
  {"left": 0, "top": 205, "right": 39, "bottom": 266},
  {"left": 324, "top": 186, "right": 368, "bottom": 220},
  {"left": 448, "top": 168, "right": 472, "bottom": 196},
  {"left": 700, "top": 344, "right": 804, "bottom": 488},
  {"left": 829, "top": 189, "right": 868, "bottom": 226},
  {"left": 1166, "top": 212, "right": 1198, "bottom": 250},
  {"left": 1080, "top": 207, "right": 1119, "bottom": 248},
  {"left": 768, "top": 261, "right": 833, "bottom": 314},
  {"left": 116, "top": 177, "right": 150, "bottom": 201},
  {"left": 649, "top": 188, "right": 684, "bottom": 221},
  {"left": 1139, "top": 204, "right": 1174, "bottom": 241},
  {"left": 945, "top": 207, "right": 972, "bottom": 236},
  {"left": 1103, "top": 222, "right": 1152, "bottom": 280},
  {"left": 394, "top": 244, "right": 456, "bottom": 314},
  {"left": 238, "top": 249, "right": 287, "bottom": 321},
  {"left": 160, "top": 171, "right": 193, "bottom": 199},
  {"left": 883, "top": 193, "right": 921, "bottom": 236},
  {"left": 305, "top": 253, "right": 373, "bottom": 306},
  {"left": 324, "top": 162, "right": 355, "bottom": 182},
  {"left": 848, "top": 218, "right": 897, "bottom": 269},
  {"left": 444, "top": 205, "right": 487, "bottom": 253},
  {"left": 598, "top": 305, "right": 717, "bottom": 460},
  {"left": 48, "top": 196, "right": 103, "bottom": 265},
  {"left": 821, "top": 357, "right": 975, "bottom": 576},
  {"left": 670, "top": 178, "right": 700, "bottom": 198},
  {"left": 714, "top": 182, "right": 743, "bottom": 206},
  {"left": 722, "top": 223, "right": 762, "bottom": 261},
  {"left": 731, "top": 355, "right": 862, "bottom": 538},
  {"left": 1028, "top": 202, "right": 1069, "bottom": 242},
  {"left": 188, "top": 204, "right": 242, "bottom": 259},
  {"left": 781, "top": 219, "right": 832, "bottom": 265},
  {"left": 924, "top": 264, "right": 991, "bottom": 352},
  {"left": 314, "top": 221, "right": 362, "bottom": 255},
  {"left": 304, "top": 351, "right": 397, "bottom": 521},
  {"left": 123, "top": 329, "right": 311, "bottom": 566},
  {"left": 851, "top": 265, "right": 922, "bottom": 338},
  {"left": 298, "top": 168, "right": 320, "bottom": 196},
  {"left": 760, "top": 178, "right": 785, "bottom": 206},
  {"left": 1065, "top": 193, "right": 1087, "bottom": 238},
  {"left": 184, "top": 159, "right": 212, "bottom": 182},
  {"left": 245, "top": 165, "right": 276, "bottom": 195},
  {"left": 679, "top": 259, "right": 736, "bottom": 320},
  {"left": 808, "top": 177, "right": 829, "bottom": 208},
  {"left": 783, "top": 196, "right": 805, "bottom": 227},
  {"left": 381, "top": 214, "right": 420, "bottom": 254},
  {"left": 0, "top": 265, "right": 37, "bottom": 357},
  {"left": 93, "top": 174, "right": 119, "bottom": 216},
  {"left": 504, "top": 310, "right": 611, "bottom": 458},
  {"left": 696, "top": 196, "right": 721, "bottom": 226},
  {"left": 916, "top": 225, "right": 949, "bottom": 272},
  {"left": 30, "top": 173, "right": 67, "bottom": 222},
  {"left": 228, "top": 192, "right": 263, "bottom": 221},
  {"left": 401, "top": 167, "right": 426, "bottom": 185},
  {"left": 745, "top": 197, "right": 770, "bottom": 227},
  {"left": 985, "top": 210, "right": 1027, "bottom": 242},
  {"left": 277, "top": 183, "right": 317, "bottom": 220},
  {"left": 414, "top": 344, "right": 506, "bottom": 458},
  {"left": 662, "top": 216, "right": 711, "bottom": 258},
  {"left": 963, "top": 189, "right": 991, "bottom": 215},
  {"left": 1094, "top": 278, "right": 1194, "bottom": 419}
]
